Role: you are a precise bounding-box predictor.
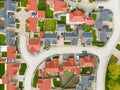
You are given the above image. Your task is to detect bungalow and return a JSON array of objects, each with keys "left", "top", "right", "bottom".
[
  {"left": 26, "top": 18, "right": 37, "bottom": 32},
  {"left": 29, "top": 38, "right": 40, "bottom": 53},
  {"left": 54, "top": 1, "right": 67, "bottom": 14},
  {"left": 44, "top": 33, "right": 57, "bottom": 47},
  {"left": 57, "top": 24, "right": 66, "bottom": 32},
  {"left": 45, "top": 59, "right": 59, "bottom": 73},
  {"left": 81, "top": 32, "right": 93, "bottom": 45},
  {"left": 65, "top": 31, "right": 79, "bottom": 45},
  {"left": 6, "top": 31, "right": 16, "bottom": 46},
  {"left": 70, "top": 11, "right": 86, "bottom": 22},
  {"left": 7, "top": 46, "right": 17, "bottom": 61},
  {"left": 80, "top": 56, "right": 95, "bottom": 67},
  {"left": 99, "top": 9, "right": 113, "bottom": 22},
  {"left": 26, "top": 0, "right": 37, "bottom": 11},
  {"left": 37, "top": 11, "right": 45, "bottom": 19},
  {"left": 38, "top": 79, "right": 51, "bottom": 90}
]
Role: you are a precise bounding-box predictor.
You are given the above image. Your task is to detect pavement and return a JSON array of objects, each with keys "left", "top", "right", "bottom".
[{"left": 17, "top": 0, "right": 120, "bottom": 90}]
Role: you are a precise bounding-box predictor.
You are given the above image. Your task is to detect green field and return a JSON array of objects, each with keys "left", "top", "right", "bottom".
[
  {"left": 116, "top": 44, "right": 120, "bottom": 51},
  {"left": 0, "top": 64, "right": 5, "bottom": 78},
  {"left": 38, "top": 0, "right": 45, "bottom": 10},
  {"left": 38, "top": 21, "right": 44, "bottom": 30},
  {"left": 19, "top": 0, "right": 28, "bottom": 7},
  {"left": 45, "top": 20, "right": 56, "bottom": 32},
  {"left": 0, "top": 1, "right": 4, "bottom": 9},
  {"left": 19, "top": 82, "right": 24, "bottom": 90},
  {"left": 19, "top": 63, "right": 27, "bottom": 75},
  {"left": 53, "top": 78, "right": 61, "bottom": 87},
  {"left": 0, "top": 84, "right": 4, "bottom": 90},
  {"left": 2, "top": 52, "right": 7, "bottom": 57},
  {"left": 57, "top": 16, "right": 66, "bottom": 24}
]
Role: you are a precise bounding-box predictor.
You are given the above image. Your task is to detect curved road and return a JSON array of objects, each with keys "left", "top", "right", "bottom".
[{"left": 18, "top": 0, "right": 120, "bottom": 90}]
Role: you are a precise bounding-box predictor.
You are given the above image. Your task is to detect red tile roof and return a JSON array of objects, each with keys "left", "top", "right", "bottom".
[
  {"left": 86, "top": 17, "right": 94, "bottom": 25},
  {"left": 40, "top": 31, "right": 44, "bottom": 39},
  {"left": 7, "top": 83, "right": 17, "bottom": 90},
  {"left": 76, "top": 67, "right": 80, "bottom": 75},
  {"left": 80, "top": 56, "right": 95, "bottom": 67},
  {"left": 0, "top": 59, "right": 6, "bottom": 63},
  {"left": 54, "top": 1, "right": 67, "bottom": 13},
  {"left": 2, "top": 76, "right": 9, "bottom": 84},
  {"left": 46, "top": 0, "right": 54, "bottom": 3},
  {"left": 27, "top": 18, "right": 37, "bottom": 32},
  {"left": 29, "top": 39, "right": 40, "bottom": 53},
  {"left": 26, "top": 0, "right": 37, "bottom": 11},
  {"left": 40, "top": 70, "right": 46, "bottom": 79},
  {"left": 38, "top": 11, "right": 45, "bottom": 19},
  {"left": 7, "top": 46, "right": 16, "bottom": 60},
  {"left": 38, "top": 79, "right": 51, "bottom": 90},
  {"left": 45, "top": 59, "right": 59, "bottom": 72},
  {"left": 70, "top": 10, "right": 86, "bottom": 22},
  {"left": 7, "top": 63, "right": 20, "bottom": 77}
]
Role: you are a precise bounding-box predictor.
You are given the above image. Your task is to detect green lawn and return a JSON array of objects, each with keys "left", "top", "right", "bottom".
[
  {"left": 16, "top": 24, "right": 20, "bottom": 29},
  {"left": 83, "top": 25, "right": 91, "bottom": 32},
  {"left": 38, "top": 21, "right": 44, "bottom": 30},
  {"left": 34, "top": 34, "right": 39, "bottom": 38},
  {"left": 0, "top": 34, "right": 6, "bottom": 45},
  {"left": 89, "top": 0, "right": 95, "bottom": 3},
  {"left": 45, "top": 5, "right": 53, "bottom": 18},
  {"left": 0, "top": 64, "right": 5, "bottom": 78},
  {"left": 53, "top": 78, "right": 61, "bottom": 87},
  {"left": 16, "top": 19, "right": 20, "bottom": 23},
  {"left": 19, "top": 63, "right": 27, "bottom": 75},
  {"left": 38, "top": 0, "right": 45, "bottom": 10},
  {"left": 19, "top": 82, "right": 24, "bottom": 90},
  {"left": 116, "top": 44, "right": 120, "bottom": 51},
  {"left": 19, "top": 0, "right": 28, "bottom": 7},
  {"left": 32, "top": 70, "right": 38, "bottom": 88},
  {"left": 0, "top": 84, "right": 4, "bottom": 90},
  {"left": 64, "top": 42, "right": 71, "bottom": 45},
  {"left": 45, "top": 20, "right": 56, "bottom": 32},
  {"left": 92, "top": 14, "right": 97, "bottom": 20},
  {"left": 2, "top": 52, "right": 7, "bottom": 57},
  {"left": 66, "top": 25, "right": 73, "bottom": 31},
  {"left": 53, "top": 55, "right": 59, "bottom": 59},
  {"left": 81, "top": 67, "right": 91, "bottom": 74},
  {"left": 16, "top": 8, "right": 21, "bottom": 12},
  {"left": 92, "top": 30, "right": 97, "bottom": 42},
  {"left": 57, "top": 16, "right": 66, "bottom": 24},
  {"left": 0, "top": 2, "right": 4, "bottom": 9},
  {"left": 17, "top": 54, "right": 21, "bottom": 59}
]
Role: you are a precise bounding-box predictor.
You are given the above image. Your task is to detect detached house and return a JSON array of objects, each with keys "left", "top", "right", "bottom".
[
  {"left": 54, "top": 0, "right": 67, "bottom": 14},
  {"left": 26, "top": 0, "right": 37, "bottom": 11},
  {"left": 38, "top": 11, "right": 45, "bottom": 20}
]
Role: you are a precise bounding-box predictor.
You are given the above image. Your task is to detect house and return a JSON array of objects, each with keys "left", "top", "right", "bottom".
[
  {"left": 80, "top": 56, "right": 95, "bottom": 67},
  {"left": 7, "top": 46, "right": 16, "bottom": 61},
  {"left": 98, "top": 25, "right": 112, "bottom": 42},
  {"left": 26, "top": 0, "right": 37, "bottom": 11},
  {"left": 3, "top": 0, "right": 17, "bottom": 28},
  {"left": 81, "top": 76, "right": 94, "bottom": 90},
  {"left": 40, "top": 31, "right": 45, "bottom": 39},
  {"left": 82, "top": 32, "right": 93, "bottom": 45},
  {"left": 86, "top": 17, "right": 94, "bottom": 25},
  {"left": 65, "top": 31, "right": 78, "bottom": 45},
  {"left": 99, "top": 9, "right": 113, "bottom": 22},
  {"left": 70, "top": 11, "right": 86, "bottom": 22},
  {"left": 0, "top": 59, "right": 6, "bottom": 63},
  {"left": 38, "top": 79, "right": 51, "bottom": 90},
  {"left": 54, "top": 1, "right": 67, "bottom": 13},
  {"left": 45, "top": 59, "right": 59, "bottom": 72},
  {"left": 6, "top": 31, "right": 16, "bottom": 46},
  {"left": 2, "top": 76, "right": 9, "bottom": 84},
  {"left": 94, "top": 20, "right": 102, "bottom": 29},
  {"left": 46, "top": 0, "right": 54, "bottom": 4},
  {"left": 7, "top": 83, "right": 17, "bottom": 90},
  {"left": 38, "top": 11, "right": 45, "bottom": 19},
  {"left": 29, "top": 39, "right": 40, "bottom": 53},
  {"left": 27, "top": 18, "right": 37, "bottom": 32},
  {"left": 44, "top": 33, "right": 57, "bottom": 47},
  {"left": 57, "top": 24, "right": 66, "bottom": 32}
]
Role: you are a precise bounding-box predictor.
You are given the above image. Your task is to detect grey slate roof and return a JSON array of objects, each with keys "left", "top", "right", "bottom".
[
  {"left": 6, "top": 31, "right": 16, "bottom": 46},
  {"left": 95, "top": 20, "right": 102, "bottom": 29},
  {"left": 3, "top": 0, "right": 17, "bottom": 28},
  {"left": 44, "top": 33, "right": 57, "bottom": 46},
  {"left": 57, "top": 24, "right": 66, "bottom": 32},
  {"left": 99, "top": 9, "right": 113, "bottom": 22},
  {"left": 82, "top": 32, "right": 93, "bottom": 44}
]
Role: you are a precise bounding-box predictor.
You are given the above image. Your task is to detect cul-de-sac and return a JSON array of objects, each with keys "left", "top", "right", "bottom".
[{"left": 0, "top": 0, "right": 120, "bottom": 90}]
